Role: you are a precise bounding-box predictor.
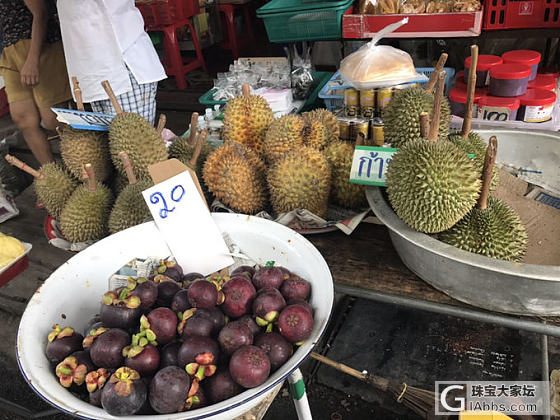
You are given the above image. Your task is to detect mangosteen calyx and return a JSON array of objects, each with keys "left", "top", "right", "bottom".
[
  {"left": 256, "top": 311, "right": 279, "bottom": 327},
  {"left": 86, "top": 368, "right": 110, "bottom": 393},
  {"left": 102, "top": 289, "right": 141, "bottom": 309},
  {"left": 265, "top": 261, "right": 275, "bottom": 266},
  {"left": 132, "top": 326, "right": 157, "bottom": 348},
  {"left": 181, "top": 380, "right": 201, "bottom": 410},
  {"left": 176, "top": 308, "right": 197, "bottom": 334},
  {"left": 83, "top": 327, "right": 109, "bottom": 348},
  {"left": 109, "top": 367, "right": 141, "bottom": 397},
  {"left": 185, "top": 353, "right": 217, "bottom": 381},
  {"left": 152, "top": 274, "right": 174, "bottom": 284},
  {"left": 55, "top": 356, "right": 87, "bottom": 387},
  {"left": 48, "top": 324, "right": 75, "bottom": 342}
]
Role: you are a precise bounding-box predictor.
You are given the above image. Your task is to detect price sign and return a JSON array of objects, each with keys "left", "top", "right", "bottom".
[
  {"left": 350, "top": 146, "right": 396, "bottom": 187},
  {"left": 51, "top": 108, "right": 115, "bottom": 131},
  {"left": 142, "top": 170, "right": 233, "bottom": 275}
]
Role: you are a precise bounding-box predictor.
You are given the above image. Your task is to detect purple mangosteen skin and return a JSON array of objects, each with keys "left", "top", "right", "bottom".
[
  {"left": 229, "top": 345, "right": 271, "bottom": 388},
  {"left": 177, "top": 336, "right": 220, "bottom": 367},
  {"left": 195, "top": 307, "right": 226, "bottom": 336},
  {"left": 170, "top": 289, "right": 191, "bottom": 313},
  {"left": 253, "top": 287, "right": 286, "bottom": 318},
  {"left": 218, "top": 321, "right": 253, "bottom": 355},
  {"left": 221, "top": 276, "right": 257, "bottom": 318},
  {"left": 46, "top": 332, "right": 84, "bottom": 364},
  {"left": 99, "top": 303, "right": 141, "bottom": 329},
  {"left": 149, "top": 366, "right": 191, "bottom": 414},
  {"left": 147, "top": 307, "right": 178, "bottom": 344},
  {"left": 231, "top": 265, "right": 256, "bottom": 279},
  {"left": 254, "top": 332, "right": 293, "bottom": 371},
  {"left": 130, "top": 281, "right": 158, "bottom": 310},
  {"left": 280, "top": 277, "right": 311, "bottom": 301},
  {"left": 252, "top": 267, "right": 285, "bottom": 290},
  {"left": 204, "top": 370, "right": 243, "bottom": 403},
  {"left": 187, "top": 279, "right": 218, "bottom": 309},
  {"left": 181, "top": 315, "right": 214, "bottom": 339},
  {"left": 156, "top": 280, "right": 181, "bottom": 307},
  {"left": 237, "top": 315, "right": 261, "bottom": 336},
  {"left": 160, "top": 342, "right": 181, "bottom": 368},
  {"left": 125, "top": 345, "right": 160, "bottom": 376},
  {"left": 90, "top": 329, "right": 130, "bottom": 368},
  {"left": 101, "top": 374, "right": 147, "bottom": 416}
]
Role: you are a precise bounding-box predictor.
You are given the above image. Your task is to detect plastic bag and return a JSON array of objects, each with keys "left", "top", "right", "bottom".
[
  {"left": 290, "top": 43, "right": 314, "bottom": 100},
  {"left": 339, "top": 19, "right": 427, "bottom": 90}
]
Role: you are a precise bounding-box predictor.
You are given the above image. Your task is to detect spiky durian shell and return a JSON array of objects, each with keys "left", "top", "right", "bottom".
[
  {"left": 112, "top": 173, "right": 129, "bottom": 196},
  {"left": 108, "top": 113, "right": 168, "bottom": 179},
  {"left": 108, "top": 179, "right": 154, "bottom": 234},
  {"left": 383, "top": 87, "right": 451, "bottom": 148},
  {"left": 325, "top": 141, "right": 367, "bottom": 209},
  {"left": 303, "top": 120, "right": 329, "bottom": 150},
  {"left": 60, "top": 127, "right": 111, "bottom": 182},
  {"left": 267, "top": 146, "right": 331, "bottom": 218},
  {"left": 203, "top": 143, "right": 267, "bottom": 214},
  {"left": 386, "top": 139, "right": 481, "bottom": 233},
  {"left": 222, "top": 94, "right": 273, "bottom": 156},
  {"left": 168, "top": 137, "right": 213, "bottom": 179},
  {"left": 264, "top": 115, "right": 304, "bottom": 163},
  {"left": 34, "top": 162, "right": 78, "bottom": 220},
  {"left": 439, "top": 197, "right": 527, "bottom": 262},
  {"left": 59, "top": 183, "right": 113, "bottom": 243},
  {"left": 448, "top": 131, "right": 499, "bottom": 192},
  {"left": 301, "top": 109, "right": 339, "bottom": 144}
]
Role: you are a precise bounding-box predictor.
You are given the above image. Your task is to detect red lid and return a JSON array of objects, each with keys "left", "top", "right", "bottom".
[
  {"left": 538, "top": 68, "right": 559, "bottom": 79},
  {"left": 490, "top": 64, "right": 532, "bottom": 80},
  {"left": 465, "top": 55, "right": 503, "bottom": 71},
  {"left": 502, "top": 50, "right": 541, "bottom": 66},
  {"left": 528, "top": 75, "right": 556, "bottom": 91},
  {"left": 518, "top": 88, "right": 557, "bottom": 106},
  {"left": 478, "top": 95, "right": 520, "bottom": 110},
  {"left": 449, "top": 87, "right": 485, "bottom": 104}
]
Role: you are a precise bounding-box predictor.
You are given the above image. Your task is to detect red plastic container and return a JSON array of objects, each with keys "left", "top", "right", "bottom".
[
  {"left": 488, "top": 63, "right": 532, "bottom": 97},
  {"left": 517, "top": 88, "right": 557, "bottom": 122},
  {"left": 502, "top": 50, "right": 541, "bottom": 80},
  {"left": 135, "top": 0, "right": 200, "bottom": 27},
  {"left": 483, "top": 0, "right": 560, "bottom": 30},
  {"left": 449, "top": 86, "right": 486, "bottom": 117},
  {"left": 464, "top": 54, "right": 503, "bottom": 87},
  {"left": 0, "top": 87, "right": 9, "bottom": 116},
  {"left": 477, "top": 95, "right": 520, "bottom": 120},
  {"left": 528, "top": 74, "right": 557, "bottom": 92}
]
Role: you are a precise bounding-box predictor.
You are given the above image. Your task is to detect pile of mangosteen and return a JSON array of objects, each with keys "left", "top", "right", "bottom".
[{"left": 45, "top": 260, "right": 314, "bottom": 416}]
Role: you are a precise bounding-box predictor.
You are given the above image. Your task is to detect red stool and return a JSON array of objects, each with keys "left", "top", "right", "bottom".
[{"left": 218, "top": 3, "right": 255, "bottom": 60}]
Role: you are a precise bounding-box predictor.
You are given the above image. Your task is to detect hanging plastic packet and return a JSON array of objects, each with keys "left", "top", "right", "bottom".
[
  {"left": 339, "top": 18, "right": 427, "bottom": 90},
  {"left": 291, "top": 42, "right": 314, "bottom": 100}
]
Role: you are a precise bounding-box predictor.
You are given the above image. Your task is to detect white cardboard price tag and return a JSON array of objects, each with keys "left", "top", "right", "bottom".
[
  {"left": 142, "top": 170, "right": 233, "bottom": 275},
  {"left": 350, "top": 146, "right": 396, "bottom": 187},
  {"left": 51, "top": 107, "right": 115, "bottom": 131}
]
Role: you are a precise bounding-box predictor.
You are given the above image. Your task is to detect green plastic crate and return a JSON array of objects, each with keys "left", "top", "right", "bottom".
[{"left": 256, "top": 0, "right": 353, "bottom": 43}]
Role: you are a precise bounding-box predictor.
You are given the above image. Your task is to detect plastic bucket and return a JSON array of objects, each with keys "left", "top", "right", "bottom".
[{"left": 16, "top": 213, "right": 334, "bottom": 419}]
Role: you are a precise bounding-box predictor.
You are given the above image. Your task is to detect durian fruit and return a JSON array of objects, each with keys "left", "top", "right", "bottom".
[
  {"left": 303, "top": 120, "right": 328, "bottom": 150},
  {"left": 0, "top": 233, "right": 26, "bottom": 268},
  {"left": 386, "top": 72, "right": 481, "bottom": 234},
  {"left": 263, "top": 115, "right": 304, "bottom": 163},
  {"left": 109, "top": 152, "right": 153, "bottom": 234},
  {"left": 102, "top": 81, "right": 168, "bottom": 179},
  {"left": 301, "top": 109, "right": 339, "bottom": 144},
  {"left": 112, "top": 172, "right": 129, "bottom": 196},
  {"left": 59, "top": 127, "right": 111, "bottom": 182},
  {"left": 439, "top": 136, "right": 527, "bottom": 262},
  {"left": 4, "top": 155, "right": 77, "bottom": 220},
  {"left": 222, "top": 84, "right": 274, "bottom": 156},
  {"left": 203, "top": 142, "right": 267, "bottom": 214},
  {"left": 383, "top": 86, "right": 451, "bottom": 148},
  {"left": 267, "top": 146, "right": 331, "bottom": 218},
  {"left": 60, "top": 164, "right": 113, "bottom": 243},
  {"left": 325, "top": 140, "right": 367, "bottom": 209},
  {"left": 168, "top": 135, "right": 212, "bottom": 179}
]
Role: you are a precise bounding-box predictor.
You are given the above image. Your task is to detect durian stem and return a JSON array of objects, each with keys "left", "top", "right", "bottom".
[
  {"left": 424, "top": 53, "right": 448, "bottom": 92},
  {"left": 242, "top": 83, "right": 250, "bottom": 97},
  {"left": 156, "top": 114, "right": 166, "bottom": 135},
  {"left": 85, "top": 163, "right": 97, "bottom": 192},
  {"left": 188, "top": 112, "right": 199, "bottom": 146},
  {"left": 462, "top": 45, "right": 478, "bottom": 139},
  {"left": 428, "top": 71, "right": 446, "bottom": 143},
  {"left": 189, "top": 129, "right": 207, "bottom": 168},
  {"left": 4, "top": 154, "right": 44, "bottom": 179},
  {"left": 477, "top": 136, "right": 498, "bottom": 211},
  {"left": 101, "top": 80, "right": 123, "bottom": 115},
  {"left": 118, "top": 151, "right": 137, "bottom": 185},
  {"left": 71, "top": 76, "right": 84, "bottom": 111},
  {"left": 419, "top": 112, "right": 430, "bottom": 139}
]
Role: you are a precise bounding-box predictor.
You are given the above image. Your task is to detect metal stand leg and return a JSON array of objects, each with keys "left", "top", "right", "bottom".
[{"left": 541, "top": 334, "right": 551, "bottom": 420}]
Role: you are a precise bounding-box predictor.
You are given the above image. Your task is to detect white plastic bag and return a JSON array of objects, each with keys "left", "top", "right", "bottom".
[{"left": 339, "top": 18, "right": 427, "bottom": 90}]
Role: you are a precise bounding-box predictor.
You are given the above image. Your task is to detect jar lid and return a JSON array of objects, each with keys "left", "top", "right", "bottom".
[
  {"left": 518, "top": 88, "right": 557, "bottom": 106},
  {"left": 465, "top": 55, "right": 503, "bottom": 71},
  {"left": 538, "top": 68, "right": 559, "bottom": 79},
  {"left": 490, "top": 64, "right": 532, "bottom": 80},
  {"left": 528, "top": 75, "right": 557, "bottom": 91},
  {"left": 449, "top": 87, "right": 485, "bottom": 104},
  {"left": 502, "top": 50, "right": 541, "bottom": 66},
  {"left": 478, "top": 95, "right": 520, "bottom": 110}
]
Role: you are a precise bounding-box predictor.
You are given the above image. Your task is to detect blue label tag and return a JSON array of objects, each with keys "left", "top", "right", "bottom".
[{"left": 51, "top": 108, "right": 115, "bottom": 131}]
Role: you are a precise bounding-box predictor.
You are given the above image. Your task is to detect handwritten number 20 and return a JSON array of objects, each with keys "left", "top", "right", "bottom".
[{"left": 150, "top": 185, "right": 186, "bottom": 219}]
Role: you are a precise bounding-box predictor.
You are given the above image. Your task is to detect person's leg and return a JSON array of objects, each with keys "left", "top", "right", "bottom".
[
  {"left": 38, "top": 101, "right": 68, "bottom": 131},
  {"left": 9, "top": 98, "right": 54, "bottom": 165}
]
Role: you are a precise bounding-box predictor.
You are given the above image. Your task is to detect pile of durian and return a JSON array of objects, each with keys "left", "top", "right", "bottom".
[
  {"left": 201, "top": 85, "right": 368, "bottom": 219},
  {"left": 382, "top": 47, "right": 528, "bottom": 263}
]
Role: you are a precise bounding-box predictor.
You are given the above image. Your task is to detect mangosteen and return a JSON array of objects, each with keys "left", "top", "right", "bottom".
[
  {"left": 70, "top": 349, "right": 96, "bottom": 372},
  {"left": 218, "top": 321, "right": 253, "bottom": 356},
  {"left": 195, "top": 307, "right": 226, "bottom": 336},
  {"left": 46, "top": 325, "right": 84, "bottom": 364},
  {"left": 280, "top": 276, "right": 311, "bottom": 301},
  {"left": 86, "top": 368, "right": 110, "bottom": 407},
  {"left": 148, "top": 366, "right": 191, "bottom": 414},
  {"left": 155, "top": 259, "right": 184, "bottom": 282},
  {"left": 231, "top": 265, "right": 256, "bottom": 279},
  {"left": 170, "top": 289, "right": 191, "bottom": 313},
  {"left": 178, "top": 309, "right": 214, "bottom": 339},
  {"left": 129, "top": 277, "right": 159, "bottom": 310},
  {"left": 254, "top": 332, "right": 293, "bottom": 371},
  {"left": 253, "top": 287, "right": 286, "bottom": 330},
  {"left": 123, "top": 344, "right": 160, "bottom": 377},
  {"left": 287, "top": 299, "right": 313, "bottom": 316},
  {"left": 204, "top": 370, "right": 243, "bottom": 403},
  {"left": 83, "top": 315, "right": 102, "bottom": 337},
  {"left": 178, "top": 336, "right": 220, "bottom": 381},
  {"left": 99, "top": 288, "right": 141, "bottom": 329},
  {"left": 252, "top": 266, "right": 284, "bottom": 290},
  {"left": 221, "top": 276, "right": 256, "bottom": 318},
  {"left": 277, "top": 304, "right": 314, "bottom": 344},
  {"left": 101, "top": 367, "right": 147, "bottom": 416},
  {"left": 55, "top": 354, "right": 90, "bottom": 388},
  {"left": 82, "top": 326, "right": 109, "bottom": 349},
  {"left": 237, "top": 315, "right": 261, "bottom": 336},
  {"left": 182, "top": 272, "right": 204, "bottom": 287},
  {"left": 229, "top": 345, "right": 271, "bottom": 388},
  {"left": 187, "top": 279, "right": 219, "bottom": 309},
  {"left": 153, "top": 275, "right": 181, "bottom": 307},
  {"left": 90, "top": 328, "right": 130, "bottom": 368},
  {"left": 160, "top": 341, "right": 181, "bottom": 368},
  {"left": 277, "top": 266, "right": 292, "bottom": 280},
  {"left": 142, "top": 307, "right": 178, "bottom": 344}
]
